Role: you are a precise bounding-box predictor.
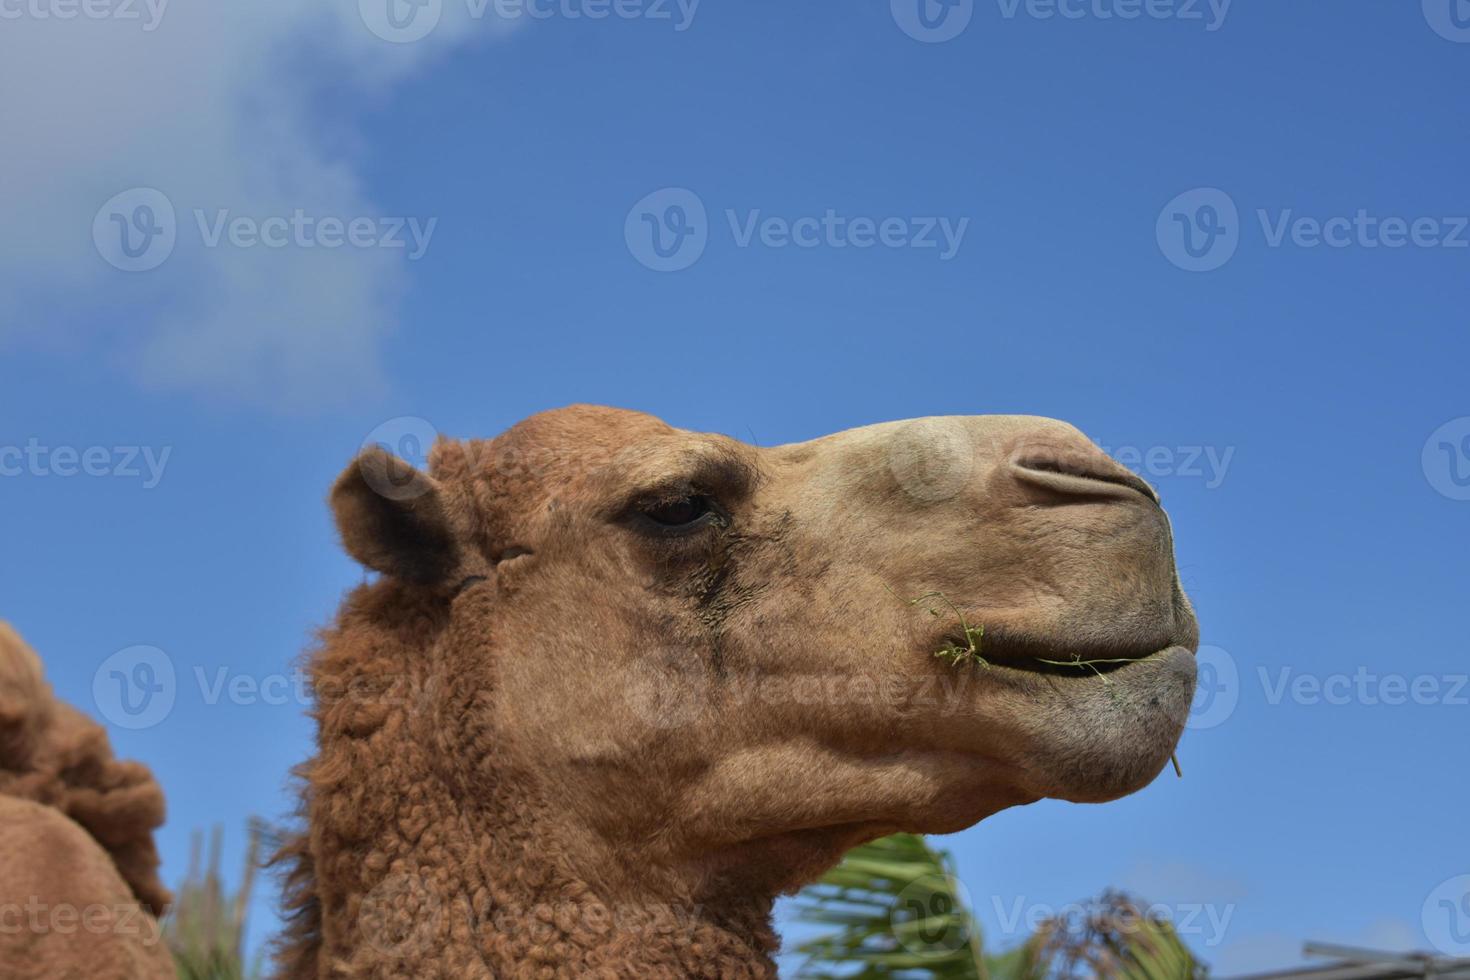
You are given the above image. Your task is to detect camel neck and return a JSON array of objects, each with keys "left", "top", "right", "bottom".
[
  {"left": 275, "top": 587, "right": 782, "bottom": 977},
  {"left": 284, "top": 703, "right": 780, "bottom": 978},
  {"left": 298, "top": 780, "right": 781, "bottom": 977}
]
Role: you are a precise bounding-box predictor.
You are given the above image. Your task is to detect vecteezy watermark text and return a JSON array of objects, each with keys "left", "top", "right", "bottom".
[
  {"left": 995, "top": 0, "right": 1230, "bottom": 30},
  {"left": 0, "top": 440, "right": 171, "bottom": 488},
  {"left": 1176, "top": 648, "right": 1470, "bottom": 732},
  {"left": 1259, "top": 667, "right": 1469, "bottom": 707},
  {"left": 625, "top": 188, "right": 969, "bottom": 272},
  {"left": 0, "top": 899, "right": 164, "bottom": 947},
  {"left": 727, "top": 210, "right": 968, "bottom": 259},
  {"left": 891, "top": 0, "right": 1230, "bottom": 43},
  {"left": 194, "top": 210, "right": 437, "bottom": 260},
  {"left": 359, "top": 0, "right": 699, "bottom": 43},
  {"left": 93, "top": 188, "right": 437, "bottom": 273},
  {"left": 1097, "top": 443, "right": 1235, "bottom": 489},
  {"left": 92, "top": 647, "right": 452, "bottom": 729},
  {"left": 1158, "top": 188, "right": 1469, "bottom": 272},
  {"left": 0, "top": 0, "right": 167, "bottom": 30},
  {"left": 992, "top": 896, "right": 1236, "bottom": 948}
]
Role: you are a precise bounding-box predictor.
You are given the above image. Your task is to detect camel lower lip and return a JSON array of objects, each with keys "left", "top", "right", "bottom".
[{"left": 982, "top": 643, "right": 1191, "bottom": 680}]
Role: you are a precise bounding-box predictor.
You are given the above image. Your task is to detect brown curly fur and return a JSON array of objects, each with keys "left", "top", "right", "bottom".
[
  {"left": 271, "top": 582, "right": 780, "bottom": 979},
  {"left": 270, "top": 405, "right": 1197, "bottom": 978},
  {"left": 0, "top": 623, "right": 170, "bottom": 915},
  {"left": 0, "top": 623, "right": 173, "bottom": 979}
]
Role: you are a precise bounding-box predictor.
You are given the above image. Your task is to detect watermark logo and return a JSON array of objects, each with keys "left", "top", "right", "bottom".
[
  {"left": 1184, "top": 644, "right": 1238, "bottom": 730},
  {"left": 892, "top": 873, "right": 977, "bottom": 954},
  {"left": 1157, "top": 188, "right": 1239, "bottom": 272},
  {"left": 891, "top": 0, "right": 974, "bottom": 43},
  {"left": 1423, "top": 417, "right": 1470, "bottom": 501},
  {"left": 1423, "top": 875, "right": 1470, "bottom": 956},
  {"left": 888, "top": 419, "right": 976, "bottom": 503},
  {"left": 93, "top": 188, "right": 177, "bottom": 273},
  {"left": 360, "top": 0, "right": 443, "bottom": 42},
  {"left": 360, "top": 416, "right": 440, "bottom": 501},
  {"left": 359, "top": 873, "right": 444, "bottom": 957},
  {"left": 625, "top": 187, "right": 708, "bottom": 272},
  {"left": 92, "top": 646, "right": 176, "bottom": 730},
  {"left": 626, "top": 656, "right": 711, "bottom": 731},
  {"left": 1423, "top": 0, "right": 1470, "bottom": 42}
]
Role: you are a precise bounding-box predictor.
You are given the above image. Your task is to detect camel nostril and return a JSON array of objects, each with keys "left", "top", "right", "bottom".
[{"left": 1012, "top": 449, "right": 1160, "bottom": 505}]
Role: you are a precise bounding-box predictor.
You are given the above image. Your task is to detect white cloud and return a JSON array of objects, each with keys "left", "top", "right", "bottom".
[
  {"left": 1119, "top": 859, "right": 1250, "bottom": 906},
  {"left": 1210, "top": 931, "right": 1308, "bottom": 976},
  {"left": 1356, "top": 917, "right": 1422, "bottom": 952},
  {"left": 0, "top": 1, "right": 514, "bottom": 408},
  {"left": 1211, "top": 919, "right": 1426, "bottom": 977}
]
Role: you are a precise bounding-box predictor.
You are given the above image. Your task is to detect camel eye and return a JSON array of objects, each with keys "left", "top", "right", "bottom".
[{"left": 638, "top": 495, "right": 716, "bottom": 531}]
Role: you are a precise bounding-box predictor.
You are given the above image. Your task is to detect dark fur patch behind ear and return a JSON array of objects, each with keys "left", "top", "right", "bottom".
[{"left": 332, "top": 448, "right": 460, "bottom": 585}]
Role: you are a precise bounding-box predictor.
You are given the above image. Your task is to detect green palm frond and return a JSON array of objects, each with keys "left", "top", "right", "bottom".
[
  {"left": 165, "top": 821, "right": 268, "bottom": 980},
  {"left": 793, "top": 836, "right": 1206, "bottom": 980},
  {"left": 1021, "top": 890, "right": 1206, "bottom": 979},
  {"left": 791, "top": 833, "right": 1003, "bottom": 979}
]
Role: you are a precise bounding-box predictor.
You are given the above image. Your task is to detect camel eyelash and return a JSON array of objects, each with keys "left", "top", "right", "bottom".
[
  {"left": 602, "top": 474, "right": 729, "bottom": 545},
  {"left": 627, "top": 491, "right": 729, "bottom": 536},
  {"left": 452, "top": 575, "right": 488, "bottom": 597},
  {"left": 614, "top": 453, "right": 753, "bottom": 538},
  {"left": 625, "top": 454, "right": 756, "bottom": 511}
]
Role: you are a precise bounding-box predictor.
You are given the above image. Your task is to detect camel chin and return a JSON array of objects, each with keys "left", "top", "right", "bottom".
[
  {"left": 890, "top": 621, "right": 1199, "bottom": 817},
  {"left": 985, "top": 643, "right": 1199, "bottom": 804}
]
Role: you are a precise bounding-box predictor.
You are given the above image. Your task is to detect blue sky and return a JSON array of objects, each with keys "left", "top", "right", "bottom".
[{"left": 2, "top": 0, "right": 1468, "bottom": 974}]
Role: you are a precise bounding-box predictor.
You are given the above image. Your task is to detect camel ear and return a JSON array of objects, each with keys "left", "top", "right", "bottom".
[{"left": 331, "top": 447, "right": 459, "bottom": 585}]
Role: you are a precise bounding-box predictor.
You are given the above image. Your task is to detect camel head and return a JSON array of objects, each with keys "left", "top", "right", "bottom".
[{"left": 328, "top": 405, "right": 1197, "bottom": 904}]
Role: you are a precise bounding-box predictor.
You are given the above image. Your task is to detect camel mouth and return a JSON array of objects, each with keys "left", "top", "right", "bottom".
[{"left": 945, "top": 629, "right": 1178, "bottom": 679}]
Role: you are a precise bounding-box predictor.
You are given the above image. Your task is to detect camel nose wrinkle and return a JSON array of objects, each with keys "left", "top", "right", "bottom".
[{"left": 1010, "top": 439, "right": 1159, "bottom": 505}]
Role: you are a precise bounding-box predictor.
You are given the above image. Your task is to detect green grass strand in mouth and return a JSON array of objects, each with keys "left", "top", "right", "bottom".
[{"left": 885, "top": 585, "right": 989, "bottom": 669}]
